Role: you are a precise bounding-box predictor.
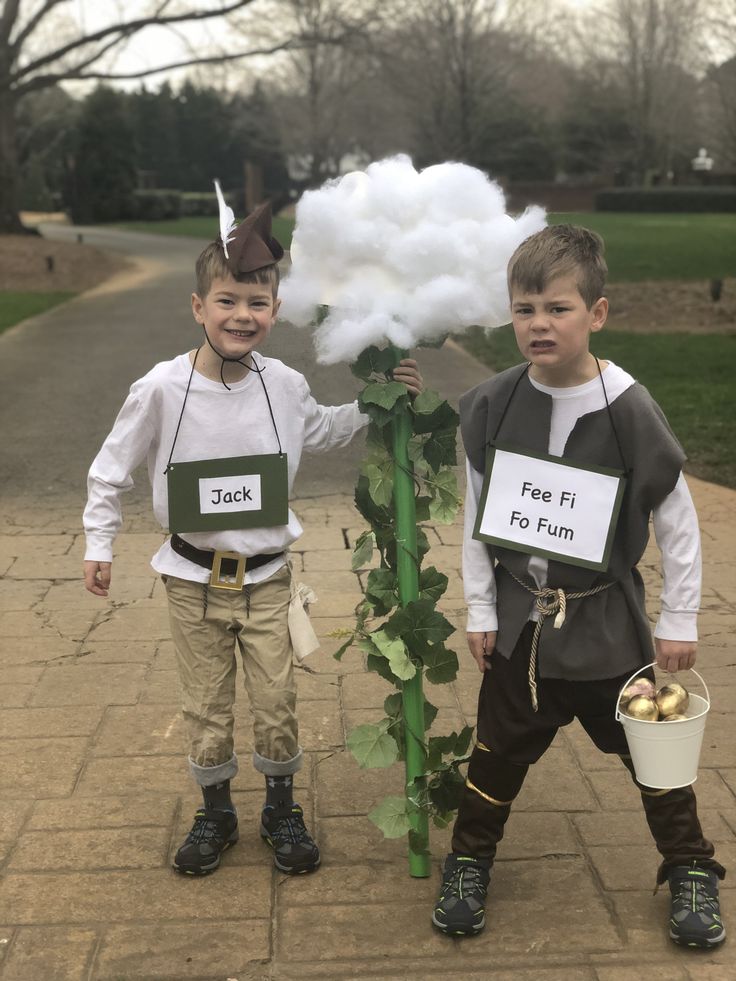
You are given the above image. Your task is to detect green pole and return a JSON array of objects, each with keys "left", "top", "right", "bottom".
[{"left": 391, "top": 384, "right": 430, "bottom": 878}]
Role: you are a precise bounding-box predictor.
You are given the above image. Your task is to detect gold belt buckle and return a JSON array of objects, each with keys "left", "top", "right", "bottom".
[{"left": 209, "top": 550, "right": 246, "bottom": 590}]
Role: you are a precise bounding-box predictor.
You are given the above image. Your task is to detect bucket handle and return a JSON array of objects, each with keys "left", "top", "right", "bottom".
[{"left": 615, "top": 661, "right": 710, "bottom": 721}]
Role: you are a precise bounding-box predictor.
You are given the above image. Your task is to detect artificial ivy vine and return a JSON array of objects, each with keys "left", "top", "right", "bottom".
[{"left": 334, "top": 344, "right": 474, "bottom": 844}]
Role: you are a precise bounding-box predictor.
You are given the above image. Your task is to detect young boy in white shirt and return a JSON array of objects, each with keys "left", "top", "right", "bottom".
[{"left": 83, "top": 201, "right": 422, "bottom": 876}]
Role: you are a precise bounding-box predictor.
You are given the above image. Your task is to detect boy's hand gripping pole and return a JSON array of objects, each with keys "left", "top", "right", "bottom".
[{"left": 390, "top": 359, "right": 430, "bottom": 877}]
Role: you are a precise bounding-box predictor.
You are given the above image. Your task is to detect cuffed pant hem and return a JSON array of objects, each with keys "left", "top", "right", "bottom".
[
  {"left": 656, "top": 858, "right": 727, "bottom": 885},
  {"left": 189, "top": 754, "right": 238, "bottom": 786},
  {"left": 253, "top": 747, "right": 303, "bottom": 776}
]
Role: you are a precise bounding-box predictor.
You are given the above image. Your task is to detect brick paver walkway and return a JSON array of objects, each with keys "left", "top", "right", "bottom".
[{"left": 0, "top": 475, "right": 733, "bottom": 980}]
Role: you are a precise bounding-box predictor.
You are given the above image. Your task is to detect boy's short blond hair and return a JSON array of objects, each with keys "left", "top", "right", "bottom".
[
  {"left": 508, "top": 224, "right": 607, "bottom": 309},
  {"left": 195, "top": 241, "right": 280, "bottom": 298}
]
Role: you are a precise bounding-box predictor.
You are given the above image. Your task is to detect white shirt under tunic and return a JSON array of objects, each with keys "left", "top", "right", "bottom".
[
  {"left": 84, "top": 352, "right": 368, "bottom": 584},
  {"left": 462, "top": 362, "right": 701, "bottom": 641}
]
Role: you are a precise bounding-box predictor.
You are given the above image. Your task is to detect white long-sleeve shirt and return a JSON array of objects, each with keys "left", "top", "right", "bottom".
[
  {"left": 84, "top": 352, "right": 368, "bottom": 584},
  {"left": 463, "top": 362, "right": 701, "bottom": 640}
]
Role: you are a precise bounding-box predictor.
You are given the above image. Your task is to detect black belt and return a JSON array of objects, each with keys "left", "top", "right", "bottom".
[{"left": 170, "top": 534, "right": 284, "bottom": 590}]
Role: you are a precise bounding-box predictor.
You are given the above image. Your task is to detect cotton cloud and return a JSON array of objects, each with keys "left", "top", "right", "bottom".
[{"left": 278, "top": 155, "right": 546, "bottom": 364}]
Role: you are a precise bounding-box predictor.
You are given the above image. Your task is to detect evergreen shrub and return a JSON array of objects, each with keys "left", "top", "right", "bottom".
[
  {"left": 595, "top": 187, "right": 736, "bottom": 212},
  {"left": 129, "top": 189, "right": 182, "bottom": 220}
]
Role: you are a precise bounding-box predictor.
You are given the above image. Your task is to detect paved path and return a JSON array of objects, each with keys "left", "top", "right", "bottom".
[{"left": 0, "top": 228, "right": 733, "bottom": 980}]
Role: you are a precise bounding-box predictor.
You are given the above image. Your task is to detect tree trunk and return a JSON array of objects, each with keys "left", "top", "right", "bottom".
[{"left": 0, "top": 88, "right": 24, "bottom": 233}]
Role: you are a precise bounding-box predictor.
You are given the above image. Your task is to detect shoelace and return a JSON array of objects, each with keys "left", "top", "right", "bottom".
[
  {"left": 673, "top": 876, "right": 719, "bottom": 914},
  {"left": 269, "top": 810, "right": 311, "bottom": 845},
  {"left": 443, "top": 862, "right": 487, "bottom": 901},
  {"left": 187, "top": 810, "right": 228, "bottom": 844}
]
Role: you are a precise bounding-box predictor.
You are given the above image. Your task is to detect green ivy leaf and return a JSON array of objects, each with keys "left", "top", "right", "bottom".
[
  {"left": 419, "top": 566, "right": 448, "bottom": 603},
  {"left": 354, "top": 475, "right": 392, "bottom": 528},
  {"left": 383, "top": 691, "right": 402, "bottom": 718},
  {"left": 347, "top": 721, "right": 399, "bottom": 769},
  {"left": 371, "top": 629, "right": 416, "bottom": 680},
  {"left": 412, "top": 390, "right": 444, "bottom": 416},
  {"left": 385, "top": 525, "right": 430, "bottom": 574},
  {"left": 425, "top": 725, "right": 474, "bottom": 771},
  {"left": 414, "top": 495, "right": 432, "bottom": 522},
  {"left": 454, "top": 725, "right": 474, "bottom": 759},
  {"left": 424, "top": 426, "right": 458, "bottom": 472},
  {"left": 423, "top": 643, "right": 459, "bottom": 684},
  {"left": 351, "top": 346, "right": 402, "bottom": 381},
  {"left": 368, "top": 795, "right": 413, "bottom": 839},
  {"left": 351, "top": 530, "right": 376, "bottom": 571},
  {"left": 385, "top": 599, "right": 455, "bottom": 655},
  {"left": 359, "top": 381, "right": 409, "bottom": 412},
  {"left": 365, "top": 650, "right": 400, "bottom": 684},
  {"left": 364, "top": 462, "right": 394, "bottom": 508},
  {"left": 431, "top": 810, "right": 455, "bottom": 830},
  {"left": 427, "top": 766, "right": 466, "bottom": 813},
  {"left": 428, "top": 469, "right": 461, "bottom": 524},
  {"left": 424, "top": 698, "right": 439, "bottom": 730},
  {"left": 412, "top": 399, "right": 459, "bottom": 436},
  {"left": 365, "top": 568, "right": 398, "bottom": 616}
]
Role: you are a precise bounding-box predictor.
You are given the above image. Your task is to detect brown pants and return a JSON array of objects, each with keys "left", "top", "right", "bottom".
[
  {"left": 451, "top": 623, "right": 725, "bottom": 883},
  {"left": 164, "top": 565, "right": 301, "bottom": 786}
]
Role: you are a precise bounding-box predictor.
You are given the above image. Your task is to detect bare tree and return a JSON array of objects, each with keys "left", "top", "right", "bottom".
[
  {"left": 227, "top": 0, "right": 383, "bottom": 186},
  {"left": 369, "top": 0, "right": 551, "bottom": 169},
  {"left": 0, "top": 0, "right": 298, "bottom": 232},
  {"left": 577, "top": 0, "right": 710, "bottom": 181}
]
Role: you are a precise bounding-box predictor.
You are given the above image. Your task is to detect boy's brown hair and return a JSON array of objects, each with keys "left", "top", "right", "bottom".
[
  {"left": 195, "top": 241, "right": 280, "bottom": 298},
  {"left": 508, "top": 224, "right": 607, "bottom": 309}
]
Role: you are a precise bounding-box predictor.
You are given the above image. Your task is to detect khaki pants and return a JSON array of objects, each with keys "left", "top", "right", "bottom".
[{"left": 164, "top": 565, "right": 301, "bottom": 786}]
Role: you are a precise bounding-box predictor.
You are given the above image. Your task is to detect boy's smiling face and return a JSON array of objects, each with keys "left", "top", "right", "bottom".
[
  {"left": 510, "top": 273, "right": 608, "bottom": 387},
  {"left": 191, "top": 275, "right": 280, "bottom": 361}
]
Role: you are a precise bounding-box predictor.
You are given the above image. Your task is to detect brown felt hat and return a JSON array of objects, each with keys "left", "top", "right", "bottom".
[{"left": 223, "top": 201, "right": 284, "bottom": 275}]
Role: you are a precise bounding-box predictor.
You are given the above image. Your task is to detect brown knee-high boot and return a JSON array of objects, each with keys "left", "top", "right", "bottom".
[
  {"left": 619, "top": 756, "right": 725, "bottom": 884},
  {"left": 451, "top": 745, "right": 528, "bottom": 861}
]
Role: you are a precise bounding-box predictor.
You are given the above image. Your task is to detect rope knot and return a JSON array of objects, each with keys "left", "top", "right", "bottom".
[{"left": 535, "top": 587, "right": 567, "bottom": 629}]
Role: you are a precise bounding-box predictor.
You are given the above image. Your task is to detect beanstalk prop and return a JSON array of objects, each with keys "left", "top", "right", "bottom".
[{"left": 280, "top": 156, "right": 546, "bottom": 875}]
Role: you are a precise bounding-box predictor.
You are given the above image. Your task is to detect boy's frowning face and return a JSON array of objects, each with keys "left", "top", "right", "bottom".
[
  {"left": 191, "top": 275, "right": 280, "bottom": 359},
  {"left": 510, "top": 273, "right": 607, "bottom": 386}
]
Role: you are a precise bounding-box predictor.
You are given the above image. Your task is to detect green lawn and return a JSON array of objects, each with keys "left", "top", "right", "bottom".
[
  {"left": 549, "top": 213, "right": 736, "bottom": 282},
  {"left": 459, "top": 324, "right": 736, "bottom": 489},
  {"left": 0, "top": 291, "right": 75, "bottom": 335}
]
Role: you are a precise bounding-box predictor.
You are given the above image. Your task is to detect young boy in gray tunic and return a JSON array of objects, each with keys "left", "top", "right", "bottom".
[{"left": 431, "top": 225, "right": 725, "bottom": 948}]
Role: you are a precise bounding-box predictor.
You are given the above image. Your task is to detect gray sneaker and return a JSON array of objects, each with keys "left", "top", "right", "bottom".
[
  {"left": 173, "top": 808, "right": 239, "bottom": 876},
  {"left": 668, "top": 865, "right": 726, "bottom": 948},
  {"left": 260, "top": 803, "right": 320, "bottom": 874},
  {"left": 432, "top": 854, "right": 490, "bottom": 936}
]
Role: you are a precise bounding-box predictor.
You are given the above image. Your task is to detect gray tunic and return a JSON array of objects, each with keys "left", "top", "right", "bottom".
[{"left": 459, "top": 364, "right": 686, "bottom": 681}]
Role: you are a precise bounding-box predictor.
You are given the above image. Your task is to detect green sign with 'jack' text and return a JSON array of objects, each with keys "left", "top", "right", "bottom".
[{"left": 166, "top": 453, "right": 289, "bottom": 533}]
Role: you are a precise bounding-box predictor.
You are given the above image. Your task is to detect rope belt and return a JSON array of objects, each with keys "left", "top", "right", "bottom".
[{"left": 507, "top": 570, "right": 615, "bottom": 712}]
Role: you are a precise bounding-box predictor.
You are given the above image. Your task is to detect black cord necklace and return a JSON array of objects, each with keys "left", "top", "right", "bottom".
[{"left": 163, "top": 344, "right": 283, "bottom": 475}]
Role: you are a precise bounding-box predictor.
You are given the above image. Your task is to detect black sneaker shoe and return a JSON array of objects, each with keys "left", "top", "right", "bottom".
[
  {"left": 260, "top": 803, "right": 320, "bottom": 874},
  {"left": 173, "top": 807, "right": 238, "bottom": 876},
  {"left": 432, "top": 854, "right": 490, "bottom": 936},
  {"left": 668, "top": 865, "right": 726, "bottom": 948}
]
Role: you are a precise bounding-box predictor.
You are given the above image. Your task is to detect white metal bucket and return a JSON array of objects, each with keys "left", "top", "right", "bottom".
[{"left": 615, "top": 663, "right": 710, "bottom": 789}]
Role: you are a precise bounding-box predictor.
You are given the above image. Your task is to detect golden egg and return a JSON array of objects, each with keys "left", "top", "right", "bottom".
[
  {"left": 661, "top": 713, "right": 688, "bottom": 722},
  {"left": 625, "top": 695, "right": 659, "bottom": 721},
  {"left": 620, "top": 678, "right": 656, "bottom": 707},
  {"left": 656, "top": 683, "right": 689, "bottom": 718}
]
